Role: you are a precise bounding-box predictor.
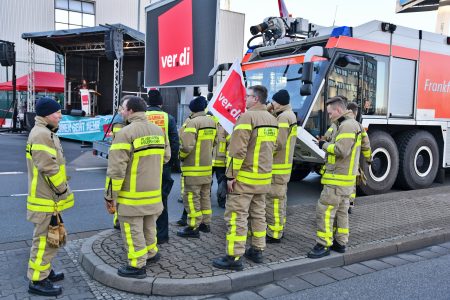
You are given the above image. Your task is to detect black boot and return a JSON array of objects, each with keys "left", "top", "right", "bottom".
[
  {"left": 28, "top": 278, "right": 62, "bottom": 296},
  {"left": 307, "top": 243, "right": 330, "bottom": 259},
  {"left": 198, "top": 223, "right": 211, "bottom": 233},
  {"left": 146, "top": 252, "right": 161, "bottom": 264},
  {"left": 244, "top": 247, "right": 263, "bottom": 263},
  {"left": 176, "top": 219, "right": 187, "bottom": 226},
  {"left": 114, "top": 222, "right": 120, "bottom": 230},
  {"left": 266, "top": 235, "right": 281, "bottom": 244},
  {"left": 48, "top": 269, "right": 64, "bottom": 282},
  {"left": 348, "top": 207, "right": 352, "bottom": 214},
  {"left": 157, "top": 237, "right": 169, "bottom": 245},
  {"left": 212, "top": 255, "right": 244, "bottom": 271},
  {"left": 330, "top": 240, "right": 346, "bottom": 253},
  {"left": 117, "top": 265, "right": 146, "bottom": 279},
  {"left": 177, "top": 227, "right": 200, "bottom": 238}
]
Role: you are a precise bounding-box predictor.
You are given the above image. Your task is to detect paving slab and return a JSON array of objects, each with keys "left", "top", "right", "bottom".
[
  {"left": 321, "top": 267, "right": 356, "bottom": 281},
  {"left": 277, "top": 276, "right": 314, "bottom": 292},
  {"left": 254, "top": 284, "right": 290, "bottom": 298},
  {"left": 299, "top": 271, "right": 336, "bottom": 286},
  {"left": 342, "top": 263, "right": 376, "bottom": 275}
]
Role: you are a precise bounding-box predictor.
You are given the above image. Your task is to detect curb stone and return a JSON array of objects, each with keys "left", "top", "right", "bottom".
[{"left": 80, "top": 228, "right": 450, "bottom": 296}]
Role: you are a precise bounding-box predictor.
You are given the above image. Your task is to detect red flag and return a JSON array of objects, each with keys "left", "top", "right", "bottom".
[
  {"left": 207, "top": 59, "right": 246, "bottom": 134},
  {"left": 278, "top": 0, "right": 289, "bottom": 17}
]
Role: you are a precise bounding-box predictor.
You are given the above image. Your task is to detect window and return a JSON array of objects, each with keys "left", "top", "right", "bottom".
[
  {"left": 363, "top": 55, "right": 389, "bottom": 116},
  {"left": 54, "top": 0, "right": 95, "bottom": 29}
]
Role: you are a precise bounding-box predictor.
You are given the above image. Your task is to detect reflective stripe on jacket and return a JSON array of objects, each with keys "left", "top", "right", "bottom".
[
  {"left": 226, "top": 103, "right": 278, "bottom": 194},
  {"left": 26, "top": 117, "right": 74, "bottom": 220},
  {"left": 320, "top": 111, "right": 362, "bottom": 188},
  {"left": 105, "top": 112, "right": 171, "bottom": 217},
  {"left": 212, "top": 120, "right": 229, "bottom": 168},
  {"left": 272, "top": 104, "right": 297, "bottom": 184},
  {"left": 179, "top": 111, "right": 217, "bottom": 185}
]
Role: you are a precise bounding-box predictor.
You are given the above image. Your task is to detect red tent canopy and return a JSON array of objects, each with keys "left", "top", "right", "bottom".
[{"left": 0, "top": 71, "right": 64, "bottom": 93}]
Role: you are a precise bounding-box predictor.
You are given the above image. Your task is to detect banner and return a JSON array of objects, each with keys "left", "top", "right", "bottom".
[
  {"left": 58, "top": 115, "right": 120, "bottom": 142},
  {"left": 80, "top": 89, "right": 91, "bottom": 116},
  {"left": 207, "top": 59, "right": 246, "bottom": 134},
  {"left": 278, "top": 0, "right": 289, "bottom": 17}
]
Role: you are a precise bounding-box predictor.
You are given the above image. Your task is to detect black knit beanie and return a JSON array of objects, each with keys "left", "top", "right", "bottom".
[
  {"left": 272, "top": 89, "right": 290, "bottom": 105},
  {"left": 35, "top": 97, "right": 61, "bottom": 117},
  {"left": 148, "top": 90, "right": 163, "bottom": 106},
  {"left": 189, "top": 96, "right": 207, "bottom": 113}
]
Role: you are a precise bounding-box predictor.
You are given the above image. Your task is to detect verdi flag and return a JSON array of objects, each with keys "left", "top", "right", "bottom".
[
  {"left": 207, "top": 59, "right": 246, "bottom": 134},
  {"left": 278, "top": 0, "right": 290, "bottom": 17}
]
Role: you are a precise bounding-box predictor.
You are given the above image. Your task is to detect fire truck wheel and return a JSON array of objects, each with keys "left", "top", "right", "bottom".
[
  {"left": 396, "top": 130, "right": 439, "bottom": 190},
  {"left": 358, "top": 131, "right": 399, "bottom": 195},
  {"left": 289, "top": 167, "right": 311, "bottom": 182}
]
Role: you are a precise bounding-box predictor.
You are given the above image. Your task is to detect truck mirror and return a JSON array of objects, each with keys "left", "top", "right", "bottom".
[
  {"left": 208, "top": 76, "right": 214, "bottom": 93},
  {"left": 302, "top": 62, "right": 314, "bottom": 84},
  {"left": 300, "top": 84, "right": 312, "bottom": 96},
  {"left": 336, "top": 55, "right": 361, "bottom": 68}
]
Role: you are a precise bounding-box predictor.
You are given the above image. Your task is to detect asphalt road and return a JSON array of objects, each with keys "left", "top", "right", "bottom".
[{"left": 1, "top": 132, "right": 448, "bottom": 244}]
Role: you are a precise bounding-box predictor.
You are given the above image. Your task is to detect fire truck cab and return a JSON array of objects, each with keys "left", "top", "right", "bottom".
[{"left": 213, "top": 18, "right": 450, "bottom": 195}]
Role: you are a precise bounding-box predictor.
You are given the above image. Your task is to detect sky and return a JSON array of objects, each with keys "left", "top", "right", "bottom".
[{"left": 225, "top": 0, "right": 438, "bottom": 47}]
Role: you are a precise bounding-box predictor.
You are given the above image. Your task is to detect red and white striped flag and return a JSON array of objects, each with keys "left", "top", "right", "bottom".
[{"left": 278, "top": 0, "right": 289, "bottom": 17}]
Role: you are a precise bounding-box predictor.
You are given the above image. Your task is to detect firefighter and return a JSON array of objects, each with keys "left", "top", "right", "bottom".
[
  {"left": 266, "top": 90, "right": 297, "bottom": 243},
  {"left": 146, "top": 90, "right": 179, "bottom": 244},
  {"left": 177, "top": 96, "right": 217, "bottom": 238},
  {"left": 104, "top": 96, "right": 170, "bottom": 278},
  {"left": 26, "top": 98, "right": 74, "bottom": 296},
  {"left": 209, "top": 114, "right": 229, "bottom": 208},
  {"left": 308, "top": 96, "right": 362, "bottom": 258},
  {"left": 346, "top": 102, "right": 371, "bottom": 214},
  {"left": 212, "top": 85, "right": 278, "bottom": 271}
]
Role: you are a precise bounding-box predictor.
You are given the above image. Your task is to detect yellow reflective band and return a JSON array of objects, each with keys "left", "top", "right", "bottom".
[
  {"left": 31, "top": 236, "right": 49, "bottom": 281},
  {"left": 202, "top": 209, "right": 212, "bottom": 215},
  {"left": 187, "top": 192, "right": 201, "bottom": 227},
  {"left": 327, "top": 144, "right": 335, "bottom": 154},
  {"left": 238, "top": 170, "right": 272, "bottom": 179},
  {"left": 48, "top": 167, "right": 65, "bottom": 187},
  {"left": 26, "top": 153, "right": 32, "bottom": 160},
  {"left": 111, "top": 178, "right": 124, "bottom": 192},
  {"left": 254, "top": 127, "right": 278, "bottom": 173},
  {"left": 350, "top": 193, "right": 356, "bottom": 199},
  {"left": 113, "top": 211, "right": 118, "bottom": 225},
  {"left": 110, "top": 143, "right": 131, "bottom": 151},
  {"left": 219, "top": 141, "right": 226, "bottom": 153},
  {"left": 317, "top": 231, "right": 333, "bottom": 238},
  {"left": 362, "top": 149, "right": 371, "bottom": 159},
  {"left": 31, "top": 166, "right": 38, "bottom": 198},
  {"left": 321, "top": 179, "right": 355, "bottom": 187},
  {"left": 31, "top": 144, "right": 57, "bottom": 156},
  {"left": 130, "top": 149, "right": 164, "bottom": 192},
  {"left": 179, "top": 151, "right": 189, "bottom": 158},
  {"left": 133, "top": 135, "right": 165, "bottom": 149},
  {"left": 231, "top": 157, "right": 244, "bottom": 171},
  {"left": 183, "top": 171, "right": 213, "bottom": 177},
  {"left": 336, "top": 133, "right": 356, "bottom": 141},
  {"left": 327, "top": 127, "right": 334, "bottom": 133},
  {"left": 253, "top": 230, "right": 266, "bottom": 238},
  {"left": 273, "top": 198, "right": 281, "bottom": 239},
  {"left": 212, "top": 160, "right": 226, "bottom": 167},
  {"left": 226, "top": 135, "right": 231, "bottom": 141},
  {"left": 198, "top": 128, "right": 217, "bottom": 138},
  {"left": 117, "top": 197, "right": 161, "bottom": 206},
  {"left": 146, "top": 242, "right": 158, "bottom": 253},
  {"left": 112, "top": 126, "right": 122, "bottom": 133},
  {"left": 361, "top": 131, "right": 368, "bottom": 137},
  {"left": 348, "top": 134, "right": 362, "bottom": 176},
  {"left": 272, "top": 163, "right": 292, "bottom": 169},
  {"left": 227, "top": 212, "right": 247, "bottom": 256},
  {"left": 118, "top": 189, "right": 161, "bottom": 198},
  {"left": 181, "top": 166, "right": 212, "bottom": 172},
  {"left": 124, "top": 222, "right": 146, "bottom": 267},
  {"left": 278, "top": 122, "right": 289, "bottom": 128},
  {"left": 272, "top": 169, "right": 292, "bottom": 175},
  {"left": 337, "top": 227, "right": 349, "bottom": 234},
  {"left": 285, "top": 125, "right": 297, "bottom": 165},
  {"left": 236, "top": 175, "right": 272, "bottom": 185},
  {"left": 322, "top": 173, "right": 356, "bottom": 181},
  {"left": 327, "top": 154, "right": 336, "bottom": 164},
  {"left": 27, "top": 194, "right": 74, "bottom": 213},
  {"left": 323, "top": 205, "right": 334, "bottom": 247},
  {"left": 184, "top": 127, "right": 197, "bottom": 133},
  {"left": 234, "top": 123, "right": 252, "bottom": 131}
]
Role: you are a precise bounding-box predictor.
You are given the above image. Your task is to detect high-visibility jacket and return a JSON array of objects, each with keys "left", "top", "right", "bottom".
[
  {"left": 272, "top": 104, "right": 297, "bottom": 184},
  {"left": 179, "top": 111, "right": 217, "bottom": 185},
  {"left": 212, "top": 120, "right": 229, "bottom": 168},
  {"left": 226, "top": 103, "right": 278, "bottom": 194},
  {"left": 320, "top": 111, "right": 363, "bottom": 188},
  {"left": 26, "top": 117, "right": 74, "bottom": 220},
  {"left": 145, "top": 110, "right": 168, "bottom": 140},
  {"left": 104, "top": 112, "right": 171, "bottom": 216}
]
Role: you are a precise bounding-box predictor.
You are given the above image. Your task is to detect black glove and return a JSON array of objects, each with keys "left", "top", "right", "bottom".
[{"left": 318, "top": 140, "right": 325, "bottom": 149}]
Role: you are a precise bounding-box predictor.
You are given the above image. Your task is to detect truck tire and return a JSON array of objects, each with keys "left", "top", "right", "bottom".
[
  {"left": 358, "top": 130, "right": 399, "bottom": 195},
  {"left": 395, "top": 130, "right": 439, "bottom": 190},
  {"left": 289, "top": 167, "right": 311, "bottom": 182}
]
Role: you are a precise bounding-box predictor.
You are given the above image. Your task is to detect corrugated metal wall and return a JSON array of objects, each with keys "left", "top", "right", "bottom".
[
  {"left": 217, "top": 10, "right": 245, "bottom": 64},
  {"left": 0, "top": 0, "right": 56, "bottom": 82}
]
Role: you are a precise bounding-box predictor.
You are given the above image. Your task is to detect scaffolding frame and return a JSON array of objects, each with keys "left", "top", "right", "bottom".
[{"left": 26, "top": 40, "right": 35, "bottom": 112}]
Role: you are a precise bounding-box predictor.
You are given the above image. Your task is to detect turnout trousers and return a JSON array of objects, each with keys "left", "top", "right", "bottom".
[
  {"left": 316, "top": 185, "right": 351, "bottom": 247},
  {"left": 224, "top": 193, "right": 267, "bottom": 257},
  {"left": 27, "top": 214, "right": 60, "bottom": 281},
  {"left": 266, "top": 183, "right": 288, "bottom": 239},
  {"left": 119, "top": 214, "right": 160, "bottom": 269},
  {"left": 183, "top": 183, "right": 212, "bottom": 228}
]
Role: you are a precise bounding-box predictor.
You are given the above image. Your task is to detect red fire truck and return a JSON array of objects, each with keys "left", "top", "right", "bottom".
[{"left": 210, "top": 17, "right": 450, "bottom": 195}]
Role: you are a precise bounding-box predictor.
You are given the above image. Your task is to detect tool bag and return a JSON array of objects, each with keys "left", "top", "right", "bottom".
[{"left": 47, "top": 212, "right": 67, "bottom": 248}]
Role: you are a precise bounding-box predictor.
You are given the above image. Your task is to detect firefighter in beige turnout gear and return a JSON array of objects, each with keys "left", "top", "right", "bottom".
[
  {"left": 308, "top": 96, "right": 363, "bottom": 258},
  {"left": 104, "top": 97, "right": 170, "bottom": 279},
  {"left": 26, "top": 98, "right": 73, "bottom": 297},
  {"left": 266, "top": 90, "right": 297, "bottom": 243},
  {"left": 177, "top": 96, "right": 217, "bottom": 238},
  {"left": 212, "top": 85, "right": 278, "bottom": 271}
]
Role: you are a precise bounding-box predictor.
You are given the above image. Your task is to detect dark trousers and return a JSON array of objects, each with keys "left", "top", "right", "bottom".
[
  {"left": 157, "top": 165, "right": 174, "bottom": 241},
  {"left": 213, "top": 167, "right": 227, "bottom": 206}
]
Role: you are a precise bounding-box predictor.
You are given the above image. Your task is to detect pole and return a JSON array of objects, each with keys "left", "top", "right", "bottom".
[{"left": 12, "top": 48, "right": 17, "bottom": 131}]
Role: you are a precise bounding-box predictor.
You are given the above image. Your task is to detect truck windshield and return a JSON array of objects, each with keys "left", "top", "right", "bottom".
[{"left": 243, "top": 60, "right": 326, "bottom": 127}]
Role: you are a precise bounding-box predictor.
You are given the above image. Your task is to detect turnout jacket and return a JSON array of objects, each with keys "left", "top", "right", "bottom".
[
  {"left": 211, "top": 116, "right": 229, "bottom": 168},
  {"left": 179, "top": 111, "right": 217, "bottom": 185},
  {"left": 226, "top": 103, "right": 278, "bottom": 194},
  {"left": 272, "top": 104, "right": 298, "bottom": 185},
  {"left": 105, "top": 112, "right": 171, "bottom": 216},
  {"left": 320, "top": 111, "right": 364, "bottom": 189},
  {"left": 26, "top": 117, "right": 74, "bottom": 222}
]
